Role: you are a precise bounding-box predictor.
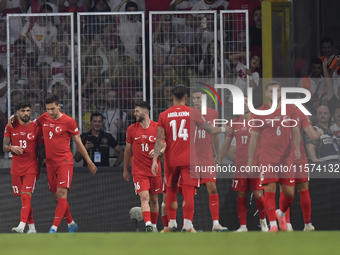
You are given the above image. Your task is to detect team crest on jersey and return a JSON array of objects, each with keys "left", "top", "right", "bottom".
[
  {"left": 101, "top": 137, "right": 108, "bottom": 144},
  {"left": 149, "top": 136, "right": 156, "bottom": 142},
  {"left": 55, "top": 126, "right": 62, "bottom": 132},
  {"left": 27, "top": 133, "right": 35, "bottom": 139}
]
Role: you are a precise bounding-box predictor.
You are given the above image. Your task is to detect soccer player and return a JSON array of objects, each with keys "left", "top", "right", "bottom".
[
  {"left": 3, "top": 101, "right": 44, "bottom": 234},
  {"left": 191, "top": 90, "right": 228, "bottom": 231},
  {"left": 123, "top": 101, "right": 165, "bottom": 232},
  {"left": 216, "top": 96, "right": 268, "bottom": 232},
  {"left": 151, "top": 85, "right": 229, "bottom": 232},
  {"left": 248, "top": 81, "right": 301, "bottom": 232},
  {"left": 10, "top": 95, "right": 97, "bottom": 233}
]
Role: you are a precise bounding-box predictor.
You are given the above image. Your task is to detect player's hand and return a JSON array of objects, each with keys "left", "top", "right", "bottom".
[
  {"left": 223, "top": 124, "right": 233, "bottom": 135},
  {"left": 214, "top": 156, "right": 220, "bottom": 165},
  {"left": 149, "top": 149, "right": 155, "bottom": 158},
  {"left": 123, "top": 169, "right": 130, "bottom": 182},
  {"left": 88, "top": 161, "right": 97, "bottom": 175},
  {"left": 151, "top": 160, "right": 158, "bottom": 176},
  {"left": 11, "top": 146, "right": 23, "bottom": 155},
  {"left": 294, "top": 149, "right": 301, "bottom": 161},
  {"left": 8, "top": 115, "right": 18, "bottom": 128},
  {"left": 85, "top": 141, "right": 94, "bottom": 150}
]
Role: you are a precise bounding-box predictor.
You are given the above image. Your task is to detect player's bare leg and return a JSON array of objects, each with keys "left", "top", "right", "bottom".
[
  {"left": 276, "top": 184, "right": 294, "bottom": 231},
  {"left": 253, "top": 190, "right": 268, "bottom": 232},
  {"left": 161, "top": 193, "right": 168, "bottom": 232},
  {"left": 139, "top": 190, "right": 153, "bottom": 231},
  {"left": 206, "top": 182, "right": 228, "bottom": 232},
  {"left": 13, "top": 191, "right": 34, "bottom": 234},
  {"left": 150, "top": 193, "right": 159, "bottom": 232},
  {"left": 264, "top": 182, "right": 278, "bottom": 232},
  {"left": 235, "top": 191, "right": 248, "bottom": 232},
  {"left": 296, "top": 181, "right": 314, "bottom": 231},
  {"left": 166, "top": 185, "right": 179, "bottom": 231}
]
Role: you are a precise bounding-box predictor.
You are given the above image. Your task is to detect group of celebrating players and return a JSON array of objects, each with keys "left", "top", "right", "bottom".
[{"left": 4, "top": 80, "right": 322, "bottom": 233}]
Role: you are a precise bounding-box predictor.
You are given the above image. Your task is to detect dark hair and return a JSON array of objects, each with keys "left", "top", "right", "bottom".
[
  {"left": 320, "top": 37, "right": 333, "bottom": 47},
  {"left": 171, "top": 84, "right": 187, "bottom": 99},
  {"left": 253, "top": 6, "right": 261, "bottom": 15},
  {"left": 14, "top": 39, "right": 26, "bottom": 46},
  {"left": 191, "top": 88, "right": 203, "bottom": 96},
  {"left": 90, "top": 112, "right": 104, "bottom": 121},
  {"left": 310, "top": 58, "right": 323, "bottom": 66},
  {"left": 125, "top": 1, "right": 138, "bottom": 11},
  {"left": 45, "top": 95, "right": 59, "bottom": 105},
  {"left": 40, "top": 4, "right": 53, "bottom": 13},
  {"left": 265, "top": 80, "right": 281, "bottom": 91},
  {"left": 16, "top": 101, "right": 31, "bottom": 111},
  {"left": 135, "top": 101, "right": 151, "bottom": 111}
]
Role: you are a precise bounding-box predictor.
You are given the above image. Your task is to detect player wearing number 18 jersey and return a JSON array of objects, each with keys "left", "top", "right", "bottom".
[
  {"left": 3, "top": 101, "right": 44, "bottom": 234},
  {"left": 151, "top": 85, "right": 228, "bottom": 232},
  {"left": 123, "top": 101, "right": 163, "bottom": 232},
  {"left": 217, "top": 96, "right": 268, "bottom": 232}
]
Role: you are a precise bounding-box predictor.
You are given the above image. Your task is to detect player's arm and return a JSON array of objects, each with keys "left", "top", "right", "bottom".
[
  {"left": 248, "top": 130, "right": 259, "bottom": 167},
  {"left": 113, "top": 145, "right": 124, "bottom": 167},
  {"left": 215, "top": 136, "right": 232, "bottom": 165},
  {"left": 72, "top": 134, "right": 97, "bottom": 175},
  {"left": 123, "top": 142, "right": 132, "bottom": 182},
  {"left": 37, "top": 144, "right": 45, "bottom": 179},
  {"left": 3, "top": 136, "right": 11, "bottom": 153},
  {"left": 212, "top": 134, "right": 219, "bottom": 160},
  {"left": 74, "top": 147, "right": 83, "bottom": 162},
  {"left": 292, "top": 126, "right": 301, "bottom": 160},
  {"left": 226, "top": 144, "right": 236, "bottom": 162},
  {"left": 152, "top": 127, "right": 165, "bottom": 176},
  {"left": 200, "top": 123, "right": 232, "bottom": 135}
]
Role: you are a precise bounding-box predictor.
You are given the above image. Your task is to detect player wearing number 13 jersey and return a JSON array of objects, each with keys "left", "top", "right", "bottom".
[
  {"left": 33, "top": 95, "right": 97, "bottom": 233},
  {"left": 123, "top": 101, "right": 163, "bottom": 232},
  {"left": 151, "top": 85, "right": 228, "bottom": 232},
  {"left": 3, "top": 101, "right": 44, "bottom": 234}
]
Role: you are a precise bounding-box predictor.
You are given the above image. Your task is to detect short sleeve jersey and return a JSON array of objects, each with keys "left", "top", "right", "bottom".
[
  {"left": 195, "top": 107, "right": 219, "bottom": 165},
  {"left": 126, "top": 121, "right": 161, "bottom": 177},
  {"left": 158, "top": 105, "right": 206, "bottom": 167},
  {"left": 4, "top": 122, "right": 43, "bottom": 176},
  {"left": 252, "top": 103, "right": 296, "bottom": 163},
  {"left": 226, "top": 115, "right": 253, "bottom": 167},
  {"left": 36, "top": 113, "right": 79, "bottom": 166}
]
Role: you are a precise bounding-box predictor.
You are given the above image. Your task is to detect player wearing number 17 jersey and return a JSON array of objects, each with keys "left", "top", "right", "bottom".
[
  {"left": 216, "top": 96, "right": 268, "bottom": 232},
  {"left": 151, "top": 85, "right": 229, "bottom": 232},
  {"left": 123, "top": 101, "right": 164, "bottom": 232},
  {"left": 3, "top": 101, "right": 44, "bottom": 234}
]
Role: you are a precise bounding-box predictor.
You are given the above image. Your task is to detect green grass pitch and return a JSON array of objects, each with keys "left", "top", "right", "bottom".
[{"left": 0, "top": 232, "right": 338, "bottom": 255}]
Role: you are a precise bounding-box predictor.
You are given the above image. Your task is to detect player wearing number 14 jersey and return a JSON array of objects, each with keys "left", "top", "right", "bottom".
[
  {"left": 151, "top": 85, "right": 228, "bottom": 232},
  {"left": 3, "top": 101, "right": 44, "bottom": 234},
  {"left": 123, "top": 101, "right": 164, "bottom": 232}
]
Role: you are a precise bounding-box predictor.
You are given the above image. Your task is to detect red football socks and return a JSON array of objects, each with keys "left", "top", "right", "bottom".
[
  {"left": 162, "top": 215, "right": 168, "bottom": 228},
  {"left": 279, "top": 192, "right": 294, "bottom": 213},
  {"left": 182, "top": 185, "right": 195, "bottom": 221},
  {"left": 142, "top": 211, "right": 151, "bottom": 224},
  {"left": 27, "top": 206, "right": 34, "bottom": 224},
  {"left": 63, "top": 201, "right": 73, "bottom": 224},
  {"left": 237, "top": 197, "right": 247, "bottom": 225},
  {"left": 255, "top": 196, "right": 266, "bottom": 220},
  {"left": 209, "top": 194, "right": 219, "bottom": 221},
  {"left": 166, "top": 186, "right": 178, "bottom": 221},
  {"left": 299, "top": 189, "right": 311, "bottom": 224},
  {"left": 264, "top": 192, "right": 276, "bottom": 221},
  {"left": 150, "top": 212, "right": 158, "bottom": 225},
  {"left": 53, "top": 198, "right": 67, "bottom": 227},
  {"left": 20, "top": 194, "right": 31, "bottom": 223}
]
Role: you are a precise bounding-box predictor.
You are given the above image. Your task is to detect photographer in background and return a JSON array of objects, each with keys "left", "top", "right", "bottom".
[{"left": 75, "top": 112, "right": 124, "bottom": 167}]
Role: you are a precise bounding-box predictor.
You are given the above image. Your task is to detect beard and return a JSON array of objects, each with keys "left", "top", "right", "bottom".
[
  {"left": 137, "top": 114, "right": 145, "bottom": 123},
  {"left": 19, "top": 115, "right": 30, "bottom": 123}
]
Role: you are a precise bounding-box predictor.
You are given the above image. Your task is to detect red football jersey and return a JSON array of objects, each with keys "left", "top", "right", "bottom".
[
  {"left": 36, "top": 113, "right": 79, "bottom": 166},
  {"left": 252, "top": 103, "right": 296, "bottom": 163},
  {"left": 158, "top": 105, "right": 206, "bottom": 167},
  {"left": 126, "top": 121, "right": 161, "bottom": 177},
  {"left": 195, "top": 107, "right": 219, "bottom": 165},
  {"left": 4, "top": 122, "right": 43, "bottom": 176},
  {"left": 289, "top": 107, "right": 311, "bottom": 163},
  {"left": 226, "top": 115, "right": 254, "bottom": 167}
]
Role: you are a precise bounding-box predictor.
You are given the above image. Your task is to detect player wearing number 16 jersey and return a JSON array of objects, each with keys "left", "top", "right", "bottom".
[
  {"left": 216, "top": 96, "right": 268, "bottom": 232},
  {"left": 123, "top": 101, "right": 164, "bottom": 232},
  {"left": 3, "top": 101, "right": 44, "bottom": 234},
  {"left": 151, "top": 85, "right": 229, "bottom": 232}
]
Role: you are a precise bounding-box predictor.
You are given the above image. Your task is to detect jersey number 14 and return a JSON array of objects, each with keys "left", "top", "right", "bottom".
[{"left": 170, "top": 119, "right": 188, "bottom": 141}]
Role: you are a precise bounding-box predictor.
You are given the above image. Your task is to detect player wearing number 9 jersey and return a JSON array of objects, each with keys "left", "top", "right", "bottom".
[
  {"left": 3, "top": 101, "right": 44, "bottom": 234},
  {"left": 123, "top": 101, "right": 164, "bottom": 232},
  {"left": 23, "top": 95, "right": 97, "bottom": 233},
  {"left": 151, "top": 85, "right": 229, "bottom": 232}
]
